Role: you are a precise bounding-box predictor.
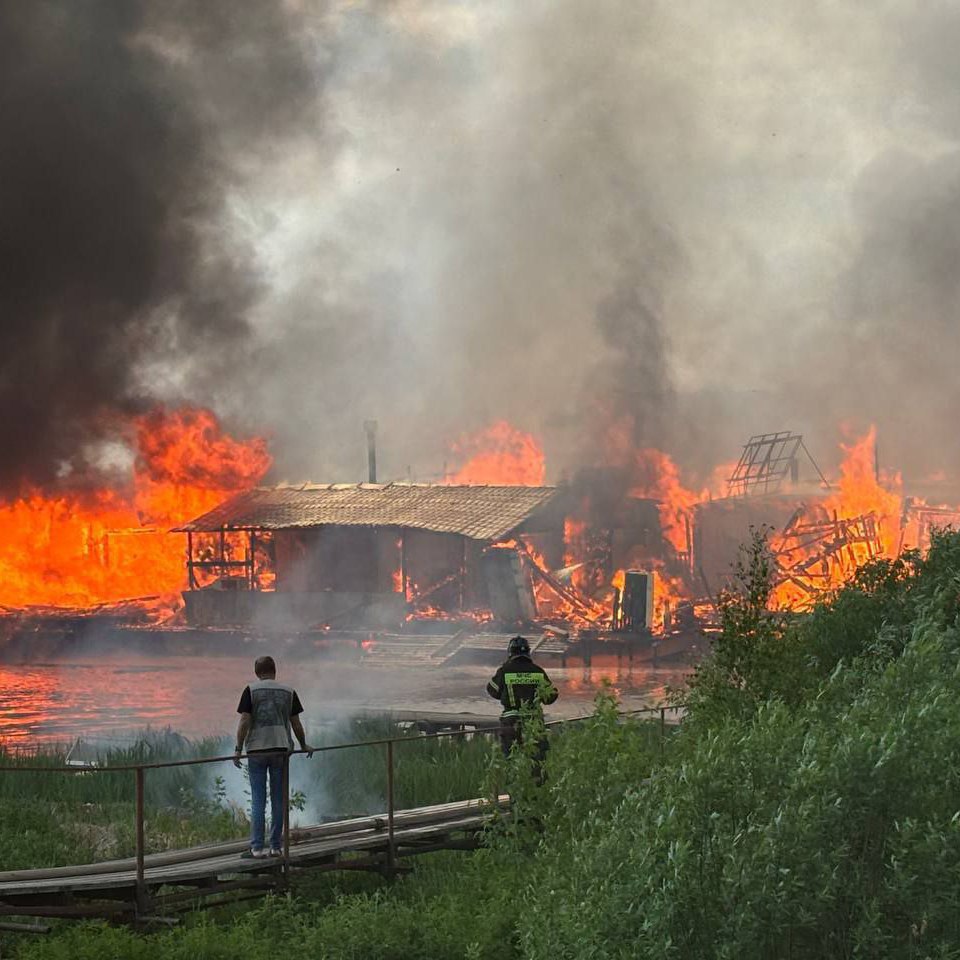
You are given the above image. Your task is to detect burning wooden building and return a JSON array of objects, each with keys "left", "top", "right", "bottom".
[{"left": 175, "top": 483, "right": 566, "bottom": 629}]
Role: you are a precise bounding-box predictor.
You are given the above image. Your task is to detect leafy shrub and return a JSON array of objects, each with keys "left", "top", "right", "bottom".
[{"left": 521, "top": 653, "right": 960, "bottom": 955}]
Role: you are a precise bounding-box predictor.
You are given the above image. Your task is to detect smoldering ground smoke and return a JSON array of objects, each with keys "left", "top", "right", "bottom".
[{"left": 6, "top": 0, "right": 960, "bottom": 491}]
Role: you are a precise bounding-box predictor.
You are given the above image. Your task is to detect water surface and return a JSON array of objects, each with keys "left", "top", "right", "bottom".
[{"left": 0, "top": 654, "right": 691, "bottom": 746}]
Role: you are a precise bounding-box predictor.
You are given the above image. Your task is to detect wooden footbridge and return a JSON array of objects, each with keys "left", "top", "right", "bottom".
[
  {"left": 0, "top": 794, "right": 507, "bottom": 926},
  {"left": 0, "top": 705, "right": 683, "bottom": 930},
  {"left": 0, "top": 719, "right": 513, "bottom": 929}
]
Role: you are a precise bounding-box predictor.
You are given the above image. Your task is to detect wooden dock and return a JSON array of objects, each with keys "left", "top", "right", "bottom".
[
  {"left": 0, "top": 795, "right": 508, "bottom": 923},
  {"left": 355, "top": 626, "right": 702, "bottom": 670}
]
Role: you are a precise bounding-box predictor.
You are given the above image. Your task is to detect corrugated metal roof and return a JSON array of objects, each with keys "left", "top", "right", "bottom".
[{"left": 174, "top": 483, "right": 558, "bottom": 541}]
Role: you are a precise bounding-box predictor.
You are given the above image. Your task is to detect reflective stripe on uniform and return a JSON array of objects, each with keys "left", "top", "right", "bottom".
[{"left": 503, "top": 672, "right": 549, "bottom": 708}]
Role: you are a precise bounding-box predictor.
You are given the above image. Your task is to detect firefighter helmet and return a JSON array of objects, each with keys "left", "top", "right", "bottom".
[{"left": 507, "top": 635, "right": 530, "bottom": 657}]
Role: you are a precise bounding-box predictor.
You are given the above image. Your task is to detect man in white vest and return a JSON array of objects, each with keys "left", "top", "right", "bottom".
[{"left": 233, "top": 655, "right": 312, "bottom": 857}]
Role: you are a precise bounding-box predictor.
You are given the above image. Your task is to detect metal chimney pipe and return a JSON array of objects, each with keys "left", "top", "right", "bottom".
[{"left": 363, "top": 420, "right": 378, "bottom": 483}]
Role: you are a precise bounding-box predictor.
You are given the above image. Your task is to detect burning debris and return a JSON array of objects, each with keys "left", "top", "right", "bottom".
[
  {"left": 0, "top": 408, "right": 270, "bottom": 616},
  {"left": 726, "top": 432, "right": 830, "bottom": 497},
  {"left": 771, "top": 512, "right": 883, "bottom": 609}
]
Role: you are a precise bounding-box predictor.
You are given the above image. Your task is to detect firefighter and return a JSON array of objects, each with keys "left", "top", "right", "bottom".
[{"left": 486, "top": 635, "right": 559, "bottom": 774}]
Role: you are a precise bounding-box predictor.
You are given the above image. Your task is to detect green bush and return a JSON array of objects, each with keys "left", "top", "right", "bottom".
[{"left": 519, "top": 626, "right": 960, "bottom": 959}]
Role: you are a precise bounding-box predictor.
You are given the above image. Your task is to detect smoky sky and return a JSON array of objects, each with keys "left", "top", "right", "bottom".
[{"left": 6, "top": 0, "right": 960, "bottom": 495}]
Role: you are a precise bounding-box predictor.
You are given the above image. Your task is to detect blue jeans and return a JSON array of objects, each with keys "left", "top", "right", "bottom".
[{"left": 248, "top": 751, "right": 285, "bottom": 851}]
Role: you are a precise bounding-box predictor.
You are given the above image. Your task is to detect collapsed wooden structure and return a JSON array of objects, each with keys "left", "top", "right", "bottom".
[{"left": 771, "top": 510, "right": 883, "bottom": 603}]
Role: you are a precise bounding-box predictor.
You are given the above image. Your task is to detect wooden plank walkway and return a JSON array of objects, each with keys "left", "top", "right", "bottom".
[{"left": 0, "top": 796, "right": 508, "bottom": 922}]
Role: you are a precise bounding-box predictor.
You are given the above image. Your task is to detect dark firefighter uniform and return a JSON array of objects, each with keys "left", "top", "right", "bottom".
[{"left": 486, "top": 636, "right": 559, "bottom": 765}]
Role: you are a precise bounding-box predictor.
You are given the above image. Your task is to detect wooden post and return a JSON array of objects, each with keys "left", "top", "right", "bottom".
[
  {"left": 659, "top": 707, "right": 666, "bottom": 757},
  {"left": 282, "top": 753, "right": 291, "bottom": 885},
  {"left": 386, "top": 740, "right": 396, "bottom": 877},
  {"left": 187, "top": 532, "right": 196, "bottom": 590},
  {"left": 249, "top": 531, "right": 257, "bottom": 590},
  {"left": 400, "top": 530, "right": 407, "bottom": 601},
  {"left": 459, "top": 537, "right": 467, "bottom": 611},
  {"left": 135, "top": 766, "right": 147, "bottom": 914}
]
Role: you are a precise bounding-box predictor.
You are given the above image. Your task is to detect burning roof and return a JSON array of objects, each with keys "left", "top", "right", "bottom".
[{"left": 175, "top": 483, "right": 559, "bottom": 542}]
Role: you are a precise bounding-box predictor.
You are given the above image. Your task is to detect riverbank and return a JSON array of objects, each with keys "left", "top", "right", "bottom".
[{"left": 8, "top": 531, "right": 960, "bottom": 958}]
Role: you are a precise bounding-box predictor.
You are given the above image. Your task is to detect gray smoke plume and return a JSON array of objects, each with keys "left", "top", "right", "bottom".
[
  {"left": 7, "top": 0, "right": 960, "bottom": 493},
  {"left": 229, "top": 0, "right": 960, "bottom": 489}
]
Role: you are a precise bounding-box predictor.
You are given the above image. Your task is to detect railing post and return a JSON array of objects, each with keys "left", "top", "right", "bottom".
[
  {"left": 659, "top": 707, "right": 666, "bottom": 757},
  {"left": 386, "top": 739, "right": 396, "bottom": 877},
  {"left": 282, "top": 752, "right": 291, "bottom": 885},
  {"left": 135, "top": 766, "right": 147, "bottom": 915}
]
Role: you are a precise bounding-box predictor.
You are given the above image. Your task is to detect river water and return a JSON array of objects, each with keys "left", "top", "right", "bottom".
[{"left": 0, "top": 654, "right": 691, "bottom": 746}]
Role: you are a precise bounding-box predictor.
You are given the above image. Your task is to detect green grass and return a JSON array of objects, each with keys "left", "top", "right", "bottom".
[{"left": 303, "top": 719, "right": 496, "bottom": 815}]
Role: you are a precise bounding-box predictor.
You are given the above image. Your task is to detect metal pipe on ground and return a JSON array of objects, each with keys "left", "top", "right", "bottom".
[
  {"left": 0, "top": 920, "right": 51, "bottom": 934},
  {"left": 0, "top": 797, "right": 510, "bottom": 884},
  {"left": 135, "top": 766, "right": 147, "bottom": 914},
  {"left": 386, "top": 739, "right": 395, "bottom": 877}
]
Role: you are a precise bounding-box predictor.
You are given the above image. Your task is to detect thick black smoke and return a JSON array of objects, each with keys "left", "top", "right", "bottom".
[
  {"left": 592, "top": 274, "right": 675, "bottom": 456},
  {"left": 0, "top": 1, "right": 318, "bottom": 493}
]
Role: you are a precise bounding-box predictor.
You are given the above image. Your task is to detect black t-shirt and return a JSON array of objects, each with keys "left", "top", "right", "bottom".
[{"left": 237, "top": 686, "right": 304, "bottom": 716}]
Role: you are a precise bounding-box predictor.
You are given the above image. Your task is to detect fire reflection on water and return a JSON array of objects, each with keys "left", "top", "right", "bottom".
[{"left": 0, "top": 656, "right": 691, "bottom": 746}]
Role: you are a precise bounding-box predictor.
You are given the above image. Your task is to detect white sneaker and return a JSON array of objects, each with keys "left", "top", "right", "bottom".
[
  {"left": 241, "top": 848, "right": 269, "bottom": 859},
  {"left": 269, "top": 848, "right": 282, "bottom": 857}
]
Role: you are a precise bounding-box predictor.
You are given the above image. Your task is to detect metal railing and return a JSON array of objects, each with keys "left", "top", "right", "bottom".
[{"left": 0, "top": 702, "right": 686, "bottom": 908}]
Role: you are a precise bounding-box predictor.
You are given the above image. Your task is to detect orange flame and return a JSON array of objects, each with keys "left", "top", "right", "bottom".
[
  {"left": 563, "top": 516, "right": 589, "bottom": 572},
  {"left": 629, "top": 449, "right": 701, "bottom": 554},
  {"left": 0, "top": 408, "right": 270, "bottom": 613},
  {"left": 446, "top": 421, "right": 546, "bottom": 486},
  {"left": 822, "top": 426, "right": 901, "bottom": 548},
  {"left": 771, "top": 426, "right": 903, "bottom": 609}
]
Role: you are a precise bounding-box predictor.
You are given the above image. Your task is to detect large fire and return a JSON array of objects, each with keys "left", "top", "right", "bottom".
[
  {"left": 6, "top": 405, "right": 954, "bottom": 635},
  {"left": 823, "top": 426, "right": 902, "bottom": 544},
  {"left": 0, "top": 408, "right": 270, "bottom": 614},
  {"left": 438, "top": 417, "right": 960, "bottom": 629},
  {"left": 446, "top": 420, "right": 546, "bottom": 486},
  {"left": 627, "top": 449, "right": 734, "bottom": 555}
]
